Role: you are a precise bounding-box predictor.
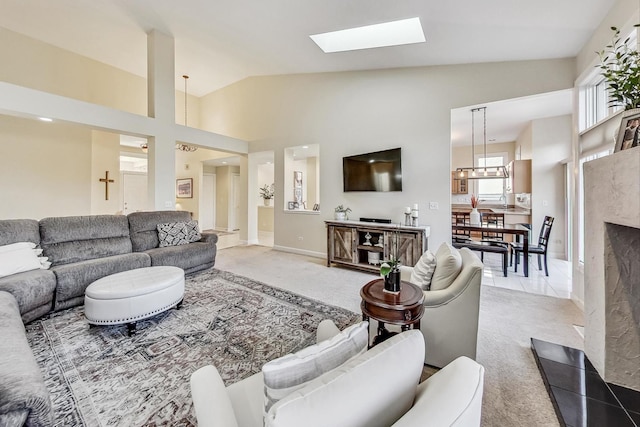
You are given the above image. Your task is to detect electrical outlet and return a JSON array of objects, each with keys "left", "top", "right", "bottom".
[
  {"left": 164, "top": 201, "right": 173, "bottom": 208},
  {"left": 542, "top": 200, "right": 548, "bottom": 207},
  {"left": 429, "top": 202, "right": 439, "bottom": 210},
  {"left": 297, "top": 236, "right": 303, "bottom": 241}
]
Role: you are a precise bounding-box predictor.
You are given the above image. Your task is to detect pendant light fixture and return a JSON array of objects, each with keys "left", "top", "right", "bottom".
[
  {"left": 176, "top": 74, "right": 198, "bottom": 152},
  {"left": 456, "top": 107, "right": 508, "bottom": 179}
]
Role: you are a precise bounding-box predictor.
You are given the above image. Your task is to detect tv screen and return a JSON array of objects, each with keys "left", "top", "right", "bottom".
[{"left": 343, "top": 148, "right": 402, "bottom": 192}]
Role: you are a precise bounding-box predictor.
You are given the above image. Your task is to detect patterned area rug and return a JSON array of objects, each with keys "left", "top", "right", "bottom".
[{"left": 25, "top": 269, "right": 360, "bottom": 426}]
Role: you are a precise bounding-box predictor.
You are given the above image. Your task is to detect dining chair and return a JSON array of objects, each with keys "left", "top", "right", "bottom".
[
  {"left": 451, "top": 212, "right": 471, "bottom": 242},
  {"left": 511, "top": 216, "right": 554, "bottom": 276}
]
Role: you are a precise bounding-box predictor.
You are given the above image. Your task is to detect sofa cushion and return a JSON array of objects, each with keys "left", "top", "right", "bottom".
[
  {"left": 0, "top": 269, "right": 56, "bottom": 323},
  {"left": 157, "top": 222, "right": 190, "bottom": 247},
  {"left": 51, "top": 252, "right": 151, "bottom": 310},
  {"left": 266, "top": 329, "right": 424, "bottom": 427},
  {"left": 128, "top": 211, "right": 193, "bottom": 252},
  {"left": 410, "top": 250, "right": 437, "bottom": 290},
  {"left": 40, "top": 215, "right": 133, "bottom": 265},
  {"left": 0, "top": 291, "right": 53, "bottom": 426},
  {"left": 144, "top": 241, "right": 215, "bottom": 274},
  {"left": 0, "top": 242, "right": 43, "bottom": 278},
  {"left": 430, "top": 243, "right": 462, "bottom": 291},
  {"left": 262, "top": 321, "right": 368, "bottom": 414},
  {"left": 0, "top": 219, "right": 40, "bottom": 246}
]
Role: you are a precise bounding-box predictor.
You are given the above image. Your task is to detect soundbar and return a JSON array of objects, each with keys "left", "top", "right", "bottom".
[{"left": 359, "top": 217, "right": 392, "bottom": 224}]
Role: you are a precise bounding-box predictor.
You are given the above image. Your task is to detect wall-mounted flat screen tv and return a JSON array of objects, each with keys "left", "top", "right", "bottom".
[{"left": 343, "top": 148, "right": 402, "bottom": 192}]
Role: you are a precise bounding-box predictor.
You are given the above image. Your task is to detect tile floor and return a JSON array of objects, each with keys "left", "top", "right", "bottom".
[
  {"left": 478, "top": 252, "right": 572, "bottom": 299},
  {"left": 532, "top": 338, "right": 640, "bottom": 426}
]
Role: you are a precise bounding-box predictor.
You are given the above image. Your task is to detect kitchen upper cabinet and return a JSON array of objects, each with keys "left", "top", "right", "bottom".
[
  {"left": 506, "top": 160, "right": 532, "bottom": 194},
  {"left": 451, "top": 172, "right": 468, "bottom": 194}
]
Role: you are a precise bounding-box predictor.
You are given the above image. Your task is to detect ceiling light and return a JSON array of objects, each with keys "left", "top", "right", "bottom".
[
  {"left": 310, "top": 17, "right": 425, "bottom": 53},
  {"left": 456, "top": 107, "right": 508, "bottom": 180},
  {"left": 39, "top": 117, "right": 53, "bottom": 122}
]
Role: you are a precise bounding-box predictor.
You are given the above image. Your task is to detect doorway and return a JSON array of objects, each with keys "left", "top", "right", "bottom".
[
  {"left": 121, "top": 172, "right": 148, "bottom": 214},
  {"left": 201, "top": 173, "right": 216, "bottom": 230}
]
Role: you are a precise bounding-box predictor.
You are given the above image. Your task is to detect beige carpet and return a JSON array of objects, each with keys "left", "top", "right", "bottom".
[{"left": 215, "top": 245, "right": 584, "bottom": 427}]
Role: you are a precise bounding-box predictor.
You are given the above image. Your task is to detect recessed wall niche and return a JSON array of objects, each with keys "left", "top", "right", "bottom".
[{"left": 284, "top": 144, "right": 319, "bottom": 211}]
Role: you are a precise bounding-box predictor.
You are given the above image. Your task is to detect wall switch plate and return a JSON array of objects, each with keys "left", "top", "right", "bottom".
[
  {"left": 429, "top": 202, "right": 439, "bottom": 210},
  {"left": 164, "top": 201, "right": 173, "bottom": 208},
  {"left": 542, "top": 200, "right": 548, "bottom": 206}
]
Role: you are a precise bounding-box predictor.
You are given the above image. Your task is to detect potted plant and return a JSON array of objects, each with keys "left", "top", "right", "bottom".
[
  {"left": 598, "top": 26, "right": 640, "bottom": 111},
  {"left": 380, "top": 228, "right": 401, "bottom": 293},
  {"left": 259, "top": 184, "right": 274, "bottom": 206},
  {"left": 334, "top": 205, "right": 351, "bottom": 220}
]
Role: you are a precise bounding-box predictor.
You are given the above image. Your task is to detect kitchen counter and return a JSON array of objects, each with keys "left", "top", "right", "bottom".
[{"left": 451, "top": 205, "right": 531, "bottom": 215}]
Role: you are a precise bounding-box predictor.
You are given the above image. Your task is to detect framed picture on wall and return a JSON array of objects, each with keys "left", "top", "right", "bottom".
[
  {"left": 615, "top": 110, "right": 640, "bottom": 152},
  {"left": 176, "top": 178, "right": 193, "bottom": 198}
]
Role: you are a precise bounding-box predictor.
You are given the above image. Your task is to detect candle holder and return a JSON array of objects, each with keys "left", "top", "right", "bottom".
[{"left": 404, "top": 212, "right": 411, "bottom": 226}]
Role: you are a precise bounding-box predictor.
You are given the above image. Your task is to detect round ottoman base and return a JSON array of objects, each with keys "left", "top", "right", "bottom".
[{"left": 84, "top": 266, "right": 185, "bottom": 334}]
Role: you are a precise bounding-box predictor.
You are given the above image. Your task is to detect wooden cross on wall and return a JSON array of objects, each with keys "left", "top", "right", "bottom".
[{"left": 99, "top": 171, "right": 115, "bottom": 200}]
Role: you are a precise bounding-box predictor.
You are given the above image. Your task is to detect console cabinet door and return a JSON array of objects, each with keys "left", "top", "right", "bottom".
[
  {"left": 390, "top": 232, "right": 422, "bottom": 267},
  {"left": 329, "top": 226, "right": 355, "bottom": 264}
]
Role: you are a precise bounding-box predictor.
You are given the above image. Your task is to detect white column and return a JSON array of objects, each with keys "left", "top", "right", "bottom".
[{"left": 147, "top": 30, "right": 176, "bottom": 210}]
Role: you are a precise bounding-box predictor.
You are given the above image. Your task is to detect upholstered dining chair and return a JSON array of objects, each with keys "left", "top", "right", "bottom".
[{"left": 511, "top": 216, "right": 554, "bottom": 276}]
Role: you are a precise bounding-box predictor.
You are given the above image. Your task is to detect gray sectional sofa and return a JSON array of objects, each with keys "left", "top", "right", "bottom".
[{"left": 0, "top": 210, "right": 218, "bottom": 426}]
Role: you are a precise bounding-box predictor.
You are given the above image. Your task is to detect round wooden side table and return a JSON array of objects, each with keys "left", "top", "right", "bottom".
[{"left": 360, "top": 279, "right": 424, "bottom": 347}]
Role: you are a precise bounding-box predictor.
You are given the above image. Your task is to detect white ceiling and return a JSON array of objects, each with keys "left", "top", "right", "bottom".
[
  {"left": 451, "top": 89, "right": 574, "bottom": 146},
  {"left": 2, "top": 1, "right": 612, "bottom": 146},
  {"left": 1, "top": 0, "right": 615, "bottom": 97}
]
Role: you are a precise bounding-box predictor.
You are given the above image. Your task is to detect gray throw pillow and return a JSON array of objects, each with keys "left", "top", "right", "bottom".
[
  {"left": 157, "top": 222, "right": 190, "bottom": 247},
  {"left": 185, "top": 220, "right": 201, "bottom": 242}
]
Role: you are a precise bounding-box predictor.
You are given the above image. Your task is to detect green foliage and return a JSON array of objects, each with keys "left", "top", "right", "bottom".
[
  {"left": 259, "top": 184, "right": 274, "bottom": 199},
  {"left": 598, "top": 26, "right": 640, "bottom": 110}
]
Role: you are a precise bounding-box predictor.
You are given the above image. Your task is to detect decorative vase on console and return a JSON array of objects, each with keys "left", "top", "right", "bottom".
[{"left": 470, "top": 195, "right": 480, "bottom": 226}]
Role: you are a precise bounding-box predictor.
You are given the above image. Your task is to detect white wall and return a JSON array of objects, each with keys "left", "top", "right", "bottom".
[
  {"left": 0, "top": 116, "right": 92, "bottom": 219},
  {"left": 530, "top": 115, "right": 572, "bottom": 259},
  {"left": 200, "top": 59, "right": 576, "bottom": 255},
  {"left": 91, "top": 130, "right": 121, "bottom": 215}
]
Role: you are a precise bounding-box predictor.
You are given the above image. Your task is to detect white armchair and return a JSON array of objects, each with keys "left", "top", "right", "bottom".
[
  {"left": 191, "top": 320, "right": 485, "bottom": 427},
  {"left": 400, "top": 247, "right": 483, "bottom": 368}
]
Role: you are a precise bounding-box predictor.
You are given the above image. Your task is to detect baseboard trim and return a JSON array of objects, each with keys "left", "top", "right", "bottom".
[{"left": 273, "top": 245, "right": 325, "bottom": 259}]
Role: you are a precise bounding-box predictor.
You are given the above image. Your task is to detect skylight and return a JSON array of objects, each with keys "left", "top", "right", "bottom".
[{"left": 310, "top": 17, "right": 425, "bottom": 53}]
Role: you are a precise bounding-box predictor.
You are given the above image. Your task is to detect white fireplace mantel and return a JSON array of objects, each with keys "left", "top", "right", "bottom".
[{"left": 583, "top": 146, "right": 640, "bottom": 391}]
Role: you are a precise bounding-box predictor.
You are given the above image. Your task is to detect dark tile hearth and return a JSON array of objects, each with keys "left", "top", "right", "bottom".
[{"left": 531, "top": 338, "right": 640, "bottom": 427}]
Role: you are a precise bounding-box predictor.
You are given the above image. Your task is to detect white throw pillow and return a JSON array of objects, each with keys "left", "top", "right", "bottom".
[
  {"left": 0, "top": 243, "right": 43, "bottom": 278},
  {"left": 262, "top": 321, "right": 369, "bottom": 415},
  {"left": 430, "top": 242, "right": 463, "bottom": 291},
  {"left": 410, "top": 250, "right": 437, "bottom": 290},
  {"left": 0, "top": 241, "right": 36, "bottom": 254}
]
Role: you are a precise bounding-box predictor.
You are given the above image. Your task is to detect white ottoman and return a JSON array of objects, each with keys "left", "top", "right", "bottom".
[{"left": 84, "top": 266, "right": 185, "bottom": 334}]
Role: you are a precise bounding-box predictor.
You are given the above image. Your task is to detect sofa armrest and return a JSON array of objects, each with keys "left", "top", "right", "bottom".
[
  {"left": 199, "top": 231, "right": 219, "bottom": 245},
  {"left": 190, "top": 365, "right": 239, "bottom": 427},
  {"left": 393, "top": 356, "right": 484, "bottom": 427}
]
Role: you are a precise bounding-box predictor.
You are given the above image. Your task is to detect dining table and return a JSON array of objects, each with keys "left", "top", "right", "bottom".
[{"left": 451, "top": 223, "right": 531, "bottom": 277}]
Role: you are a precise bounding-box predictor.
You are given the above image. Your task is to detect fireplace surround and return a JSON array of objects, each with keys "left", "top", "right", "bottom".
[{"left": 584, "top": 147, "right": 640, "bottom": 392}]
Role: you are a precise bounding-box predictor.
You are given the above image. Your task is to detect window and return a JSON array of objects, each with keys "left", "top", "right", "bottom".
[
  {"left": 578, "top": 28, "right": 637, "bottom": 131},
  {"left": 475, "top": 154, "right": 506, "bottom": 201}
]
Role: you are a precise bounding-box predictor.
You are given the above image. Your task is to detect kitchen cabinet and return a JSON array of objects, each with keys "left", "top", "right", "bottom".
[
  {"left": 451, "top": 172, "right": 468, "bottom": 194},
  {"left": 506, "top": 160, "right": 532, "bottom": 194},
  {"left": 326, "top": 220, "right": 430, "bottom": 273}
]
